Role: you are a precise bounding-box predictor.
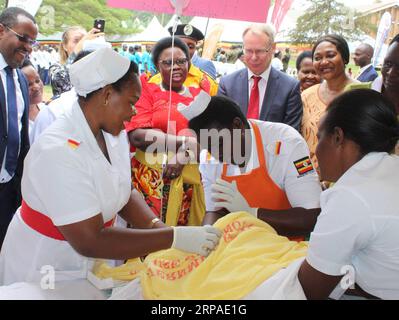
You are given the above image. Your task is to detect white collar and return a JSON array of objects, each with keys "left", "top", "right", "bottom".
[
  {"left": 333, "top": 152, "right": 386, "bottom": 188},
  {"left": 0, "top": 53, "right": 9, "bottom": 71},
  {"left": 371, "top": 76, "right": 383, "bottom": 92},
  {"left": 49, "top": 88, "right": 78, "bottom": 118},
  {"left": 247, "top": 64, "right": 271, "bottom": 82},
  {"left": 70, "top": 99, "right": 121, "bottom": 160},
  {"left": 358, "top": 64, "right": 373, "bottom": 75}
]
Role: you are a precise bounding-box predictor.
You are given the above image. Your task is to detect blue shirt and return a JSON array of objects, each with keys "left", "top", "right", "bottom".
[{"left": 192, "top": 53, "right": 216, "bottom": 79}]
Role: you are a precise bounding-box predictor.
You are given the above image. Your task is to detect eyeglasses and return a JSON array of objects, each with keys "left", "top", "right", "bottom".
[
  {"left": 159, "top": 58, "right": 189, "bottom": 68},
  {"left": 4, "top": 25, "right": 36, "bottom": 46},
  {"left": 243, "top": 46, "right": 273, "bottom": 57}
]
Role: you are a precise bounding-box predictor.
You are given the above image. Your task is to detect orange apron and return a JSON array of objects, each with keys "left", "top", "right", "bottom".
[{"left": 221, "top": 121, "right": 303, "bottom": 241}]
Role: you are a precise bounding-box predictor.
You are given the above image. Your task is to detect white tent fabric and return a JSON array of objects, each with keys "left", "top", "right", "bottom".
[
  {"left": 188, "top": 16, "right": 252, "bottom": 43},
  {"left": 124, "top": 16, "right": 169, "bottom": 42},
  {"left": 164, "top": 14, "right": 179, "bottom": 32}
]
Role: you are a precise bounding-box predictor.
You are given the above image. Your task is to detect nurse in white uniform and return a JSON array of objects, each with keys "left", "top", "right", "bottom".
[
  {"left": 0, "top": 48, "right": 221, "bottom": 285},
  {"left": 189, "top": 95, "right": 322, "bottom": 240},
  {"left": 298, "top": 89, "right": 399, "bottom": 300}
]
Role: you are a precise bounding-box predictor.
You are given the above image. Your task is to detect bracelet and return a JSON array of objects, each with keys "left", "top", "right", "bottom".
[{"left": 150, "top": 217, "right": 160, "bottom": 228}]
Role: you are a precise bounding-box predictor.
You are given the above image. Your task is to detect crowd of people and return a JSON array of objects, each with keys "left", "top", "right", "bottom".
[{"left": 0, "top": 6, "right": 398, "bottom": 300}]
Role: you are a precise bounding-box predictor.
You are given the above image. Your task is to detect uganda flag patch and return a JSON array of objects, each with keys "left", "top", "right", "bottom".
[{"left": 294, "top": 156, "right": 314, "bottom": 176}]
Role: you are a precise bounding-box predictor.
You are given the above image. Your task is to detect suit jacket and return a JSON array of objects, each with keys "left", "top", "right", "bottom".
[
  {"left": 192, "top": 54, "right": 217, "bottom": 79},
  {"left": 0, "top": 69, "right": 30, "bottom": 180},
  {"left": 217, "top": 67, "right": 303, "bottom": 131},
  {"left": 357, "top": 65, "right": 378, "bottom": 83}
]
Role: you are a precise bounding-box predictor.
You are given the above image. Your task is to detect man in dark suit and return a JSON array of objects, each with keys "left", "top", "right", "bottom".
[
  {"left": 218, "top": 24, "right": 303, "bottom": 131},
  {"left": 353, "top": 43, "right": 378, "bottom": 83},
  {"left": 0, "top": 7, "right": 38, "bottom": 248}
]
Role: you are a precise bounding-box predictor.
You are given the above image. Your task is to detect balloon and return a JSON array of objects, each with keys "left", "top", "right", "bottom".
[{"left": 170, "top": 0, "right": 190, "bottom": 16}]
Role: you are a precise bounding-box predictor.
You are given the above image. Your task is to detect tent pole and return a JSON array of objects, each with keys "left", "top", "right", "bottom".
[{"left": 201, "top": 17, "right": 210, "bottom": 57}]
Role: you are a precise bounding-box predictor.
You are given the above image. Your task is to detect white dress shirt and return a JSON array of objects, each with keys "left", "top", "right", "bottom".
[
  {"left": 0, "top": 53, "right": 25, "bottom": 183},
  {"left": 247, "top": 65, "right": 272, "bottom": 118}
]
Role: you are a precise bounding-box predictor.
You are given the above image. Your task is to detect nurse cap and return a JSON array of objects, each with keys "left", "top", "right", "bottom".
[{"left": 69, "top": 47, "right": 130, "bottom": 97}]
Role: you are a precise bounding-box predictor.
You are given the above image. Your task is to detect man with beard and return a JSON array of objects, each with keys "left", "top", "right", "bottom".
[{"left": 0, "top": 7, "right": 38, "bottom": 247}]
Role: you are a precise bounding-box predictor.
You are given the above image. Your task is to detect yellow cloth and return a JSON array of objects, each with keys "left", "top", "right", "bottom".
[
  {"left": 135, "top": 149, "right": 205, "bottom": 226},
  {"left": 94, "top": 212, "right": 308, "bottom": 299},
  {"left": 92, "top": 258, "right": 144, "bottom": 281},
  {"left": 344, "top": 82, "right": 372, "bottom": 91},
  {"left": 150, "top": 64, "right": 218, "bottom": 96}
]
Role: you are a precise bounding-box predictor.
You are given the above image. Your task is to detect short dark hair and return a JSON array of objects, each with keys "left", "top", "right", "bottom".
[
  {"left": 0, "top": 7, "right": 36, "bottom": 27},
  {"left": 189, "top": 95, "right": 249, "bottom": 135},
  {"left": 21, "top": 58, "right": 34, "bottom": 69},
  {"left": 312, "top": 34, "right": 350, "bottom": 65},
  {"left": 389, "top": 33, "right": 399, "bottom": 45},
  {"left": 324, "top": 89, "right": 399, "bottom": 155},
  {"left": 151, "top": 37, "right": 190, "bottom": 68},
  {"left": 296, "top": 50, "right": 313, "bottom": 71}
]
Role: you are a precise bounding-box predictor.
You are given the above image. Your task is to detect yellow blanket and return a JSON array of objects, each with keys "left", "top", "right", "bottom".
[{"left": 94, "top": 212, "right": 308, "bottom": 300}]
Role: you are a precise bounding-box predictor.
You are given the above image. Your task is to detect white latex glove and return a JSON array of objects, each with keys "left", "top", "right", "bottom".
[
  {"left": 172, "top": 225, "right": 222, "bottom": 257},
  {"left": 211, "top": 179, "right": 258, "bottom": 217}
]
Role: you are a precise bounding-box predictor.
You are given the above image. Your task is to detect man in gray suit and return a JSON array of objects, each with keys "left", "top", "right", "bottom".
[{"left": 218, "top": 24, "right": 302, "bottom": 131}]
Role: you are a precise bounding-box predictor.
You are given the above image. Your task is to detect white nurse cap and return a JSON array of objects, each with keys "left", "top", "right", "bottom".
[{"left": 69, "top": 47, "right": 130, "bottom": 97}]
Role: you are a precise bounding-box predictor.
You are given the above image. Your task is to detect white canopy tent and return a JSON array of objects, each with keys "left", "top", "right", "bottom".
[
  {"left": 188, "top": 16, "right": 252, "bottom": 43},
  {"left": 124, "top": 16, "right": 170, "bottom": 42},
  {"left": 164, "top": 14, "right": 179, "bottom": 32}
]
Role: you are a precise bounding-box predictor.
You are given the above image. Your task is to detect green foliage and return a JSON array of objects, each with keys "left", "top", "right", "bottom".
[
  {"left": 289, "top": 0, "right": 372, "bottom": 44},
  {"left": 34, "top": 0, "right": 141, "bottom": 35},
  {"left": 2, "top": 0, "right": 208, "bottom": 36}
]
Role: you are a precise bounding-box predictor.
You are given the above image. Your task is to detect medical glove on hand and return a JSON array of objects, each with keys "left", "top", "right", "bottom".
[
  {"left": 172, "top": 225, "right": 222, "bottom": 257},
  {"left": 211, "top": 179, "right": 258, "bottom": 217}
]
